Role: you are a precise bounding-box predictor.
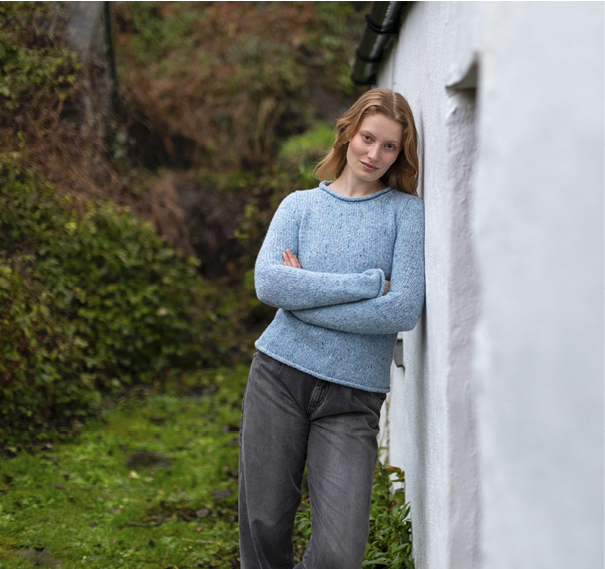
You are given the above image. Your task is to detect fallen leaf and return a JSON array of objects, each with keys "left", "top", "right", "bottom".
[
  {"left": 54, "top": 483, "right": 67, "bottom": 490},
  {"left": 109, "top": 508, "right": 120, "bottom": 513},
  {"left": 126, "top": 521, "right": 148, "bottom": 527},
  {"left": 195, "top": 508, "right": 209, "bottom": 518},
  {"left": 128, "top": 471, "right": 139, "bottom": 479},
  {"left": 196, "top": 526, "right": 202, "bottom": 531},
  {"left": 210, "top": 488, "right": 231, "bottom": 499},
  {"left": 60, "top": 471, "right": 70, "bottom": 480}
]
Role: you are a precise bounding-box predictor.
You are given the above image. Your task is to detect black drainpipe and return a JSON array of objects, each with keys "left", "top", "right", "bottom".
[{"left": 352, "top": 1, "right": 412, "bottom": 86}]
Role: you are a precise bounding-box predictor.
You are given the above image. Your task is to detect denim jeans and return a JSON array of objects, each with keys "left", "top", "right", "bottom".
[{"left": 239, "top": 351, "right": 386, "bottom": 569}]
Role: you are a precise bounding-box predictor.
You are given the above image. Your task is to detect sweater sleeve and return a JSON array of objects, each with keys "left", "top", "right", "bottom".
[
  {"left": 255, "top": 192, "right": 386, "bottom": 311},
  {"left": 291, "top": 197, "right": 425, "bottom": 334}
]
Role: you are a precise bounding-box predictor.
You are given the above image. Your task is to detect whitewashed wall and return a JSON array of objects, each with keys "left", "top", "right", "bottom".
[{"left": 377, "top": 3, "right": 604, "bottom": 569}]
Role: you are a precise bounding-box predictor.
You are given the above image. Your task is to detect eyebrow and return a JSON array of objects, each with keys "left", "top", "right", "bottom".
[{"left": 359, "top": 128, "right": 400, "bottom": 145}]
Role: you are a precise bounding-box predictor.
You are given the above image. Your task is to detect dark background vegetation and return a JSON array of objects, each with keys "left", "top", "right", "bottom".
[{"left": 0, "top": 1, "right": 369, "bottom": 449}]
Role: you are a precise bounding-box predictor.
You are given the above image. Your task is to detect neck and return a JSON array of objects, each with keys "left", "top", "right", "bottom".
[{"left": 330, "top": 169, "right": 387, "bottom": 198}]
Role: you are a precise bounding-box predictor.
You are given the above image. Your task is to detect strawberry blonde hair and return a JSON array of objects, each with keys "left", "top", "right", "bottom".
[{"left": 314, "top": 88, "right": 419, "bottom": 196}]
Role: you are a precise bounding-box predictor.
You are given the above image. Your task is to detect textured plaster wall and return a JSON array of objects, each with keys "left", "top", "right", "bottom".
[
  {"left": 473, "top": 3, "right": 603, "bottom": 568},
  {"left": 379, "top": 4, "right": 486, "bottom": 567},
  {"left": 378, "top": 3, "right": 603, "bottom": 569}
]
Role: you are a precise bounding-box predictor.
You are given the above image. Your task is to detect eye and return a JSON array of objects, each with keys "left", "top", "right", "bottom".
[{"left": 362, "top": 134, "right": 372, "bottom": 142}]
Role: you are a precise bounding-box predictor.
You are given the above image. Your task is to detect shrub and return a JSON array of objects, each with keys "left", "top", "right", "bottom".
[{"left": 0, "top": 154, "right": 213, "bottom": 448}]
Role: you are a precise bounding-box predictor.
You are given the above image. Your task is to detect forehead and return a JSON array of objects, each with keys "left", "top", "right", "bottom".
[{"left": 357, "top": 113, "right": 403, "bottom": 142}]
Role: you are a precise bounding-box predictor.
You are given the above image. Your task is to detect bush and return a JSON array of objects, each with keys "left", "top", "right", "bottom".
[{"left": 0, "top": 154, "right": 214, "bottom": 448}]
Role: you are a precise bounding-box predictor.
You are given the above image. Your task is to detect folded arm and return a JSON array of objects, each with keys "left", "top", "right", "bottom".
[
  {"left": 255, "top": 193, "right": 386, "bottom": 311},
  {"left": 292, "top": 198, "right": 425, "bottom": 334}
]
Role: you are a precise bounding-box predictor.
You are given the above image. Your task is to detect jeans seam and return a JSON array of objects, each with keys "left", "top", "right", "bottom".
[{"left": 308, "top": 380, "right": 329, "bottom": 412}]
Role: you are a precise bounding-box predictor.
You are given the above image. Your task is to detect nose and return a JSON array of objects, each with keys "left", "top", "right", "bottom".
[{"left": 367, "top": 143, "right": 380, "bottom": 162}]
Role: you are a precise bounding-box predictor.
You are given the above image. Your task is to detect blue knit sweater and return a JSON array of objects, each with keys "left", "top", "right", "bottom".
[{"left": 254, "top": 181, "right": 425, "bottom": 393}]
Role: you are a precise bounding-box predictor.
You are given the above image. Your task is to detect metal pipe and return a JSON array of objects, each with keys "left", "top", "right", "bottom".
[{"left": 352, "top": 1, "right": 411, "bottom": 86}]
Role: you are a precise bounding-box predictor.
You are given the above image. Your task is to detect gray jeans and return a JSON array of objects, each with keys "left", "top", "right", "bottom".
[{"left": 239, "top": 351, "right": 386, "bottom": 569}]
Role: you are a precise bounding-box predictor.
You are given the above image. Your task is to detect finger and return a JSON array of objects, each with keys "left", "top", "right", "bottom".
[
  {"left": 287, "top": 250, "right": 301, "bottom": 269},
  {"left": 286, "top": 250, "right": 297, "bottom": 268}
]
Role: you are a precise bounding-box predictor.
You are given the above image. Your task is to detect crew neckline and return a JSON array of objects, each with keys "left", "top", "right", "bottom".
[{"left": 319, "top": 181, "right": 393, "bottom": 202}]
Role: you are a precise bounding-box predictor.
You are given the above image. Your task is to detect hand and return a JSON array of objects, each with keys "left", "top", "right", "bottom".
[
  {"left": 282, "top": 249, "right": 302, "bottom": 269},
  {"left": 384, "top": 280, "right": 390, "bottom": 295}
]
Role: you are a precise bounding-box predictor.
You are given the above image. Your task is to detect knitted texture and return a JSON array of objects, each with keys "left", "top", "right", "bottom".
[{"left": 254, "top": 181, "right": 425, "bottom": 392}]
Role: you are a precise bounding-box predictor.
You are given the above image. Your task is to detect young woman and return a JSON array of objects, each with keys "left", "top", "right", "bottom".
[{"left": 239, "top": 88, "right": 425, "bottom": 569}]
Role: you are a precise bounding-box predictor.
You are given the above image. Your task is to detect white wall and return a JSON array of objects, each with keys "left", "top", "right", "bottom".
[{"left": 378, "top": 3, "right": 604, "bottom": 569}]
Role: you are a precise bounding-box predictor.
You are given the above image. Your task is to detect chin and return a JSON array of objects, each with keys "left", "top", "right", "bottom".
[{"left": 357, "top": 170, "right": 383, "bottom": 182}]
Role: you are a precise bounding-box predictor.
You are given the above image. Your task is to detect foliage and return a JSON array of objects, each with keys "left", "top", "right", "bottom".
[
  {"left": 279, "top": 122, "right": 335, "bottom": 162},
  {"left": 0, "top": 0, "right": 371, "bottom": 447},
  {"left": 0, "top": 1, "right": 80, "bottom": 117},
  {"left": 0, "top": 368, "right": 246, "bottom": 568},
  {"left": 0, "top": 154, "right": 220, "bottom": 448},
  {"left": 0, "top": 1, "right": 194, "bottom": 256},
  {"left": 114, "top": 1, "right": 367, "bottom": 170},
  {"left": 292, "top": 461, "right": 414, "bottom": 568},
  {"left": 363, "top": 464, "right": 415, "bottom": 568}
]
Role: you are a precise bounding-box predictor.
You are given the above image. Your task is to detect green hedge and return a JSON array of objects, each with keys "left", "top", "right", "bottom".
[{"left": 0, "top": 154, "right": 213, "bottom": 448}]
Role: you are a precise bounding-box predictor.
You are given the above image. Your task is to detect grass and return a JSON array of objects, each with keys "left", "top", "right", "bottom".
[
  {"left": 0, "top": 365, "right": 414, "bottom": 569},
  {"left": 0, "top": 367, "right": 247, "bottom": 568}
]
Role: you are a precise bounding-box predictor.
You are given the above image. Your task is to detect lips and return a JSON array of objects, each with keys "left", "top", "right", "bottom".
[{"left": 360, "top": 161, "right": 379, "bottom": 172}]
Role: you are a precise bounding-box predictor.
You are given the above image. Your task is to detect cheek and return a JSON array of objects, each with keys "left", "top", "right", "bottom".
[
  {"left": 348, "top": 136, "right": 365, "bottom": 158},
  {"left": 384, "top": 152, "right": 399, "bottom": 169}
]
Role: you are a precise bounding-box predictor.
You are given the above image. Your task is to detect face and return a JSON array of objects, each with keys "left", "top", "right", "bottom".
[{"left": 345, "top": 113, "right": 403, "bottom": 184}]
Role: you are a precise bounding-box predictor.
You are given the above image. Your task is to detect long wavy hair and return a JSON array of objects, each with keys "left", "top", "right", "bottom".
[{"left": 314, "top": 88, "right": 419, "bottom": 196}]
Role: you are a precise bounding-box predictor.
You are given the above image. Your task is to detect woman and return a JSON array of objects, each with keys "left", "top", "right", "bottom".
[{"left": 239, "top": 88, "right": 425, "bottom": 569}]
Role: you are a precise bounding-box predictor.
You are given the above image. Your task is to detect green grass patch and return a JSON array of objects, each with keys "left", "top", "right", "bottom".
[
  {"left": 0, "top": 367, "right": 414, "bottom": 568},
  {"left": 0, "top": 367, "right": 247, "bottom": 568}
]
